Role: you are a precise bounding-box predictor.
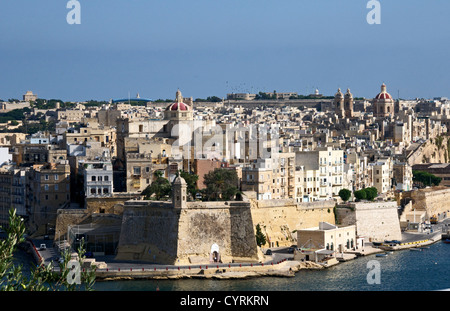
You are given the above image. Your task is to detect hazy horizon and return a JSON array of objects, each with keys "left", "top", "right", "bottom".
[{"left": 1, "top": 1, "right": 449, "bottom": 102}]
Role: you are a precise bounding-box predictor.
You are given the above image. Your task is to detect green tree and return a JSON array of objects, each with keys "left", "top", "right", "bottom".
[
  {"left": 338, "top": 189, "right": 352, "bottom": 202},
  {"left": 202, "top": 168, "right": 239, "bottom": 201},
  {"left": 354, "top": 189, "right": 367, "bottom": 201},
  {"left": 179, "top": 170, "right": 199, "bottom": 201},
  {"left": 364, "top": 187, "right": 378, "bottom": 201},
  {"left": 255, "top": 224, "right": 267, "bottom": 247},
  {"left": 413, "top": 170, "right": 441, "bottom": 187},
  {"left": 0, "top": 208, "right": 96, "bottom": 291},
  {"left": 142, "top": 171, "right": 171, "bottom": 200}
]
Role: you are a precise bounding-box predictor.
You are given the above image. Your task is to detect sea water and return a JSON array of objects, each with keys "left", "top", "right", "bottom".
[{"left": 91, "top": 241, "right": 450, "bottom": 291}]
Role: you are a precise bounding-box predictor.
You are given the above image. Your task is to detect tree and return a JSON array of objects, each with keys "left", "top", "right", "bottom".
[
  {"left": 353, "top": 187, "right": 378, "bottom": 202},
  {"left": 338, "top": 189, "right": 352, "bottom": 202},
  {"left": 202, "top": 168, "right": 239, "bottom": 201},
  {"left": 0, "top": 208, "right": 96, "bottom": 291},
  {"left": 255, "top": 224, "right": 267, "bottom": 247},
  {"left": 364, "top": 187, "right": 378, "bottom": 201},
  {"left": 354, "top": 189, "right": 367, "bottom": 201},
  {"left": 179, "top": 170, "right": 199, "bottom": 200},
  {"left": 413, "top": 170, "right": 441, "bottom": 188},
  {"left": 142, "top": 171, "right": 171, "bottom": 200}
]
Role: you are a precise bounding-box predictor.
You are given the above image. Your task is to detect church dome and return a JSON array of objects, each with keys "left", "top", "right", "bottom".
[
  {"left": 166, "top": 102, "right": 190, "bottom": 111},
  {"left": 374, "top": 83, "right": 393, "bottom": 100},
  {"left": 166, "top": 89, "right": 191, "bottom": 111}
]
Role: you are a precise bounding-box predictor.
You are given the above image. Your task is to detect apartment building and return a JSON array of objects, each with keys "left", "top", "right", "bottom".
[
  {"left": 241, "top": 151, "right": 295, "bottom": 200},
  {"left": 370, "top": 157, "right": 393, "bottom": 194},
  {"left": 81, "top": 160, "right": 114, "bottom": 198},
  {"left": 294, "top": 146, "right": 345, "bottom": 202},
  {"left": 63, "top": 125, "right": 116, "bottom": 157},
  {"left": 26, "top": 162, "right": 71, "bottom": 235}
]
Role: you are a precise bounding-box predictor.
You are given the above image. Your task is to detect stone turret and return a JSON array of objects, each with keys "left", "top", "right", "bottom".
[
  {"left": 172, "top": 176, "right": 187, "bottom": 208},
  {"left": 344, "top": 88, "right": 354, "bottom": 118},
  {"left": 334, "top": 88, "right": 345, "bottom": 118}
]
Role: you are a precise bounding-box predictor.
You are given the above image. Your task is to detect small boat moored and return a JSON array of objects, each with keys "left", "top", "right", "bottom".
[
  {"left": 376, "top": 253, "right": 388, "bottom": 257},
  {"left": 443, "top": 239, "right": 450, "bottom": 244}
]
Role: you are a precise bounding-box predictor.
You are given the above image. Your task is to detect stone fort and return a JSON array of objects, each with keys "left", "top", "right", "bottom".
[{"left": 55, "top": 176, "right": 405, "bottom": 265}]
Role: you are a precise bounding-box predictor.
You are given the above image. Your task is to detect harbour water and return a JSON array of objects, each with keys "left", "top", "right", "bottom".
[
  {"left": 92, "top": 241, "right": 450, "bottom": 291},
  {"left": 11, "top": 240, "right": 450, "bottom": 291}
]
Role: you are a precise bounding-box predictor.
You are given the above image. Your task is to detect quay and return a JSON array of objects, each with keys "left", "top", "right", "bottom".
[{"left": 23, "top": 219, "right": 448, "bottom": 281}]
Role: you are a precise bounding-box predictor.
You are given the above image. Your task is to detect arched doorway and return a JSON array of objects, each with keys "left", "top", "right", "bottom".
[{"left": 210, "top": 243, "right": 221, "bottom": 263}]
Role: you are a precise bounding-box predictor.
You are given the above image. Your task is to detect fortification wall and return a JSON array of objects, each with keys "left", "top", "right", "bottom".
[
  {"left": 115, "top": 201, "right": 259, "bottom": 265},
  {"left": 411, "top": 187, "right": 450, "bottom": 218},
  {"left": 250, "top": 199, "right": 336, "bottom": 247},
  {"left": 54, "top": 209, "right": 90, "bottom": 241},
  {"left": 336, "top": 201, "right": 401, "bottom": 242},
  {"left": 86, "top": 195, "right": 141, "bottom": 214}
]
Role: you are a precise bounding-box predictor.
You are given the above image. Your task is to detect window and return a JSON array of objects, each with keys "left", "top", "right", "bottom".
[
  {"left": 104, "top": 176, "right": 109, "bottom": 181},
  {"left": 55, "top": 184, "right": 58, "bottom": 191},
  {"left": 91, "top": 176, "right": 96, "bottom": 182},
  {"left": 133, "top": 167, "right": 141, "bottom": 175},
  {"left": 45, "top": 175, "right": 49, "bottom": 180},
  {"left": 54, "top": 174, "right": 58, "bottom": 181},
  {"left": 103, "top": 188, "right": 109, "bottom": 194},
  {"left": 44, "top": 184, "right": 49, "bottom": 191}
]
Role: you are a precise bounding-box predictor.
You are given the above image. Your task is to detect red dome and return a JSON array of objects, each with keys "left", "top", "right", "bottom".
[
  {"left": 375, "top": 92, "right": 392, "bottom": 100},
  {"left": 166, "top": 102, "right": 190, "bottom": 111},
  {"left": 374, "top": 83, "right": 393, "bottom": 101}
]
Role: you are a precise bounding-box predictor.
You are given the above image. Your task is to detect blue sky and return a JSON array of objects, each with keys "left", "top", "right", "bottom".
[{"left": 1, "top": 0, "right": 450, "bottom": 102}]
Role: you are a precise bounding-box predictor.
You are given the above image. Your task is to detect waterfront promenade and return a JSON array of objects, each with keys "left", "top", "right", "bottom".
[{"left": 27, "top": 220, "right": 447, "bottom": 281}]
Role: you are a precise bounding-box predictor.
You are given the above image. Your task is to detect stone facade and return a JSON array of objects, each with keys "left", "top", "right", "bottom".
[
  {"left": 335, "top": 201, "right": 402, "bottom": 242},
  {"left": 250, "top": 199, "right": 336, "bottom": 248},
  {"left": 410, "top": 187, "right": 450, "bottom": 220},
  {"left": 115, "top": 200, "right": 259, "bottom": 265}
]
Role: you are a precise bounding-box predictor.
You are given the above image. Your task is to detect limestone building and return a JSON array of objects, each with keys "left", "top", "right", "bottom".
[
  {"left": 115, "top": 176, "right": 260, "bottom": 264},
  {"left": 334, "top": 88, "right": 345, "bottom": 119},
  {"left": 296, "top": 222, "right": 357, "bottom": 260},
  {"left": 23, "top": 91, "right": 37, "bottom": 102},
  {"left": 344, "top": 89, "right": 354, "bottom": 118},
  {"left": 294, "top": 146, "right": 345, "bottom": 202},
  {"left": 372, "top": 83, "right": 395, "bottom": 118}
]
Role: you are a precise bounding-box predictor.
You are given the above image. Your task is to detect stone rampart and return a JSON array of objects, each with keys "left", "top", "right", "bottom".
[
  {"left": 115, "top": 200, "right": 259, "bottom": 265},
  {"left": 250, "top": 199, "right": 336, "bottom": 247},
  {"left": 410, "top": 187, "right": 450, "bottom": 219},
  {"left": 336, "top": 201, "right": 401, "bottom": 242},
  {"left": 54, "top": 209, "right": 90, "bottom": 241}
]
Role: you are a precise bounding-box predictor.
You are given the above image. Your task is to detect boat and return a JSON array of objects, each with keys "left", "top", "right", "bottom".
[
  {"left": 410, "top": 247, "right": 422, "bottom": 251},
  {"left": 372, "top": 242, "right": 382, "bottom": 247},
  {"left": 376, "top": 253, "right": 388, "bottom": 257},
  {"left": 443, "top": 239, "right": 450, "bottom": 244}
]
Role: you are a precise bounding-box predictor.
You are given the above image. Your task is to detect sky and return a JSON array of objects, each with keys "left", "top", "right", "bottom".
[{"left": 1, "top": 0, "right": 450, "bottom": 102}]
